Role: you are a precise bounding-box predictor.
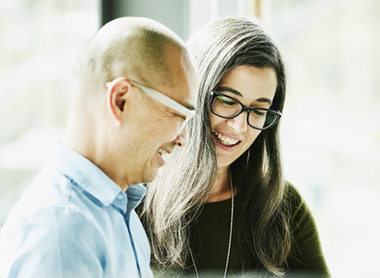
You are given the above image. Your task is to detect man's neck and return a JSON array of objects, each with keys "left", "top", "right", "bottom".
[{"left": 63, "top": 133, "right": 130, "bottom": 192}]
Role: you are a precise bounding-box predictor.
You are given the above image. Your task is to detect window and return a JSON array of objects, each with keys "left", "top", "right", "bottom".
[
  {"left": 0, "top": 0, "right": 98, "bottom": 224},
  {"left": 270, "top": 1, "right": 380, "bottom": 277}
]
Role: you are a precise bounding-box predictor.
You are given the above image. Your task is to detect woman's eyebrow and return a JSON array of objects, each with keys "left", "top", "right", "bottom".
[
  {"left": 217, "top": 86, "right": 243, "bottom": 97},
  {"left": 217, "top": 86, "right": 273, "bottom": 105},
  {"left": 256, "top": 98, "right": 272, "bottom": 105}
]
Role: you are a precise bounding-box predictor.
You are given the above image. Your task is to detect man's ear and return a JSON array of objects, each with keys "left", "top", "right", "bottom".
[{"left": 107, "top": 77, "right": 131, "bottom": 124}]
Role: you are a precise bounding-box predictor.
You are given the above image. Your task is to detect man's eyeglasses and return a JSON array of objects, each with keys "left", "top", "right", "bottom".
[
  {"left": 210, "top": 91, "right": 281, "bottom": 130},
  {"left": 106, "top": 78, "right": 196, "bottom": 136}
]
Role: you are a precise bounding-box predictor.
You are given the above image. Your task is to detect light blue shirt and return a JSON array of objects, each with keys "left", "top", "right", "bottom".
[{"left": 0, "top": 145, "right": 153, "bottom": 278}]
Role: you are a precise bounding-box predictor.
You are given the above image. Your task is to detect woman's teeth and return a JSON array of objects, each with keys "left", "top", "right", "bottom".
[{"left": 214, "top": 132, "right": 239, "bottom": 146}]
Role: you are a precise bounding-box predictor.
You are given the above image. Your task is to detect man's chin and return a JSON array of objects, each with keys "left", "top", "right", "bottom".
[
  {"left": 140, "top": 170, "right": 158, "bottom": 185},
  {"left": 141, "top": 178, "right": 154, "bottom": 185}
]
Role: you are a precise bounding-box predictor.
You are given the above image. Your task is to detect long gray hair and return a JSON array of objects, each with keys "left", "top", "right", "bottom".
[{"left": 141, "top": 16, "right": 289, "bottom": 275}]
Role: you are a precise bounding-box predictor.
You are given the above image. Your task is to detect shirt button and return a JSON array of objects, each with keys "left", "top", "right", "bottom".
[{"left": 117, "top": 194, "right": 123, "bottom": 200}]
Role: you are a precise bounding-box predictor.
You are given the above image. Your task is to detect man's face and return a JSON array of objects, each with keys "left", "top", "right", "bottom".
[{"left": 120, "top": 48, "right": 197, "bottom": 185}]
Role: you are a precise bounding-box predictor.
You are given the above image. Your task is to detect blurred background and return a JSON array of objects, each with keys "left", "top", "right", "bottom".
[{"left": 0, "top": 0, "right": 379, "bottom": 277}]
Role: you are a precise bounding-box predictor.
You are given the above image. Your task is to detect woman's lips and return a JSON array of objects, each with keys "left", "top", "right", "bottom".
[{"left": 213, "top": 131, "right": 241, "bottom": 150}]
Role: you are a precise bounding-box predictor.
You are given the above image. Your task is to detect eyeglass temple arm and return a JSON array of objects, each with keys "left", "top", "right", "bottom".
[
  {"left": 176, "top": 110, "right": 196, "bottom": 136},
  {"left": 131, "top": 81, "right": 194, "bottom": 117}
]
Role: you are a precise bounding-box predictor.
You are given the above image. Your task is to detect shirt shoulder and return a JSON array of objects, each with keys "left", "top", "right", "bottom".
[
  {"left": 0, "top": 166, "right": 108, "bottom": 276},
  {"left": 15, "top": 166, "right": 75, "bottom": 218},
  {"left": 0, "top": 200, "right": 105, "bottom": 278},
  {"left": 283, "top": 182, "right": 330, "bottom": 276},
  {"left": 284, "top": 182, "right": 304, "bottom": 208},
  {"left": 283, "top": 182, "right": 318, "bottom": 240},
  {"left": 10, "top": 164, "right": 106, "bottom": 222}
]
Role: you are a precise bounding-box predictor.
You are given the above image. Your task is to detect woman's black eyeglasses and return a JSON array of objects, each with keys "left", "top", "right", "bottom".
[{"left": 210, "top": 91, "right": 281, "bottom": 130}]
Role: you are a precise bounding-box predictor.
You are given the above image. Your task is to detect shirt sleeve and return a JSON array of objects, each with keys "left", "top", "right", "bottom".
[
  {"left": 285, "top": 183, "right": 331, "bottom": 277},
  {"left": 0, "top": 205, "right": 104, "bottom": 278}
]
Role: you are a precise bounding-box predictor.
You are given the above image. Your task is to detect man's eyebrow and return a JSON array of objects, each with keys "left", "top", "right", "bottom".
[{"left": 217, "top": 86, "right": 273, "bottom": 105}]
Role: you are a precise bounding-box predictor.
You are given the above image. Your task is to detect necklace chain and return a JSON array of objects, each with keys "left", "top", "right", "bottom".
[{"left": 189, "top": 171, "right": 234, "bottom": 278}]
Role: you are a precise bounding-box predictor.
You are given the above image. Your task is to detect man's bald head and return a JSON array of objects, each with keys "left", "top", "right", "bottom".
[
  {"left": 72, "top": 17, "right": 187, "bottom": 96},
  {"left": 65, "top": 17, "right": 198, "bottom": 188}
]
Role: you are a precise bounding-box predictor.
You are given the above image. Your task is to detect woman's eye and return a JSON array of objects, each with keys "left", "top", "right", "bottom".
[
  {"left": 252, "top": 109, "right": 266, "bottom": 117},
  {"left": 216, "top": 96, "right": 236, "bottom": 106}
]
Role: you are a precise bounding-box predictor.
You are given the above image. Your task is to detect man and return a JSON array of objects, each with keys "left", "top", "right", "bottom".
[{"left": 0, "top": 17, "right": 197, "bottom": 277}]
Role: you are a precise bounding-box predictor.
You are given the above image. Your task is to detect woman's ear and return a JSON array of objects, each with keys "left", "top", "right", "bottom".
[{"left": 106, "top": 77, "right": 131, "bottom": 124}]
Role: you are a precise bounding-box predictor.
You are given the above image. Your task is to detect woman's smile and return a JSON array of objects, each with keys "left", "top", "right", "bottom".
[{"left": 214, "top": 131, "right": 240, "bottom": 146}]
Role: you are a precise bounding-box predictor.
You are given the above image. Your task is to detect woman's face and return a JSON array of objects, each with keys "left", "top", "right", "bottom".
[{"left": 210, "top": 65, "right": 277, "bottom": 170}]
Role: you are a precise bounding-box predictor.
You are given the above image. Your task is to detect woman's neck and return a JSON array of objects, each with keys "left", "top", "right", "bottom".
[{"left": 205, "top": 167, "right": 235, "bottom": 203}]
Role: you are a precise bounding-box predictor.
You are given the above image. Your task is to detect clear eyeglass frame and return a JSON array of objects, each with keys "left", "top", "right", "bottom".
[
  {"left": 106, "top": 78, "right": 196, "bottom": 136},
  {"left": 210, "top": 91, "right": 282, "bottom": 130}
]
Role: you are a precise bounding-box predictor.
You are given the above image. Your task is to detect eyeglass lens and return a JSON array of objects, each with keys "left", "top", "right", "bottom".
[{"left": 211, "top": 93, "right": 279, "bottom": 129}]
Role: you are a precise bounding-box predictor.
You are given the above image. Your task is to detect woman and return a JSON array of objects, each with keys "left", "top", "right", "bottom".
[{"left": 141, "top": 16, "right": 330, "bottom": 277}]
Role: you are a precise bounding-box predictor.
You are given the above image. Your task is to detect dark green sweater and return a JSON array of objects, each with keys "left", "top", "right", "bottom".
[{"left": 187, "top": 184, "right": 330, "bottom": 277}]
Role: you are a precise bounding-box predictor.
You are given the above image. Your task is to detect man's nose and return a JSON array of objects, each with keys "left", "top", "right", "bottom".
[{"left": 173, "top": 126, "right": 187, "bottom": 147}]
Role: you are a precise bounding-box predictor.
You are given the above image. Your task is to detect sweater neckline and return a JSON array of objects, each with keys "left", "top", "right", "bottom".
[{"left": 201, "top": 194, "right": 239, "bottom": 214}]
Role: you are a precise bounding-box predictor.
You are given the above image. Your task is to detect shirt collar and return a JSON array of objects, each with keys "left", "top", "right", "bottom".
[
  {"left": 50, "top": 144, "right": 146, "bottom": 212},
  {"left": 126, "top": 184, "right": 146, "bottom": 213}
]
